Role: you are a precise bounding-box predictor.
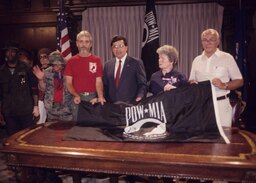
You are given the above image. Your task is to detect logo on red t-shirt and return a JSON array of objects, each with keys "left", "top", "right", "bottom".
[{"left": 89, "top": 62, "right": 97, "bottom": 73}]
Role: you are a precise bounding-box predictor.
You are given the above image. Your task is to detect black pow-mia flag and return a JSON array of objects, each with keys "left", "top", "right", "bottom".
[
  {"left": 141, "top": 0, "right": 159, "bottom": 81},
  {"left": 65, "top": 81, "right": 229, "bottom": 143}
]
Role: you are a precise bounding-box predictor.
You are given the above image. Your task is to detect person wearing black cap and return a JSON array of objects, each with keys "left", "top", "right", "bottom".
[{"left": 0, "top": 40, "right": 39, "bottom": 136}]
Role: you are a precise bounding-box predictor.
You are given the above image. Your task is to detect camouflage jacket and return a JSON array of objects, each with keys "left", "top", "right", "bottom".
[{"left": 43, "top": 67, "right": 72, "bottom": 117}]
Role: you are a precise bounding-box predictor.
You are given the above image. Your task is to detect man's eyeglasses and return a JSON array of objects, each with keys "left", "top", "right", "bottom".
[
  {"left": 39, "top": 55, "right": 48, "bottom": 59},
  {"left": 112, "top": 44, "right": 125, "bottom": 49}
]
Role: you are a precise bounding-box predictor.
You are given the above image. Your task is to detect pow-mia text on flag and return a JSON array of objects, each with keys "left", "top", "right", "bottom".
[
  {"left": 124, "top": 101, "right": 167, "bottom": 140},
  {"left": 142, "top": 11, "right": 159, "bottom": 46},
  {"left": 141, "top": 0, "right": 160, "bottom": 81}
]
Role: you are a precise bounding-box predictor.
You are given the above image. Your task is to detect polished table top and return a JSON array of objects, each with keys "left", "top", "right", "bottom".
[{"left": 2, "top": 121, "right": 256, "bottom": 182}]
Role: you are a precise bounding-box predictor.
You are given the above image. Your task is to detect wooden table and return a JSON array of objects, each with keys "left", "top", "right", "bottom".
[{"left": 1, "top": 121, "right": 256, "bottom": 182}]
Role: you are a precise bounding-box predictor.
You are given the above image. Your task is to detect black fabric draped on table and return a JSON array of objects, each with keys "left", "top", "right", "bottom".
[{"left": 64, "top": 81, "right": 226, "bottom": 143}]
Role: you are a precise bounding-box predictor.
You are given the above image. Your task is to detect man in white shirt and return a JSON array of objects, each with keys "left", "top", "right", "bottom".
[{"left": 189, "top": 29, "right": 243, "bottom": 127}]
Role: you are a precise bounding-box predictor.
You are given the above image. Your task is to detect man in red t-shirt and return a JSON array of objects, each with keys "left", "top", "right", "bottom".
[{"left": 65, "top": 30, "right": 106, "bottom": 110}]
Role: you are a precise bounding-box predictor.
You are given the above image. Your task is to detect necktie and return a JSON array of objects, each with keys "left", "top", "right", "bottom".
[{"left": 115, "top": 60, "right": 122, "bottom": 88}]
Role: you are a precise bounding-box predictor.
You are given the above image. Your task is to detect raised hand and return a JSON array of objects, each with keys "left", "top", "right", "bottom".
[{"left": 33, "top": 65, "right": 45, "bottom": 80}]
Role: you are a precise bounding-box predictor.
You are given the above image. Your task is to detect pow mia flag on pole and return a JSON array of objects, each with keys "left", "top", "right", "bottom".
[{"left": 141, "top": 0, "right": 160, "bottom": 81}]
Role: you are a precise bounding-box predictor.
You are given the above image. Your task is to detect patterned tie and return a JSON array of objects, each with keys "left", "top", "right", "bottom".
[{"left": 115, "top": 60, "right": 122, "bottom": 88}]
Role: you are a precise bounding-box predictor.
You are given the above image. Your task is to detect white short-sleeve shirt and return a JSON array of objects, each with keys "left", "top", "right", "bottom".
[{"left": 189, "top": 49, "right": 243, "bottom": 97}]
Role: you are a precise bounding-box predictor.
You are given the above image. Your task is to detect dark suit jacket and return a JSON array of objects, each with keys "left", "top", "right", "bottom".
[{"left": 103, "top": 56, "right": 147, "bottom": 104}]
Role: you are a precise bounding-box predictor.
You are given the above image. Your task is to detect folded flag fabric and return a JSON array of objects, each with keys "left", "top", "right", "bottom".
[{"left": 64, "top": 81, "right": 229, "bottom": 143}]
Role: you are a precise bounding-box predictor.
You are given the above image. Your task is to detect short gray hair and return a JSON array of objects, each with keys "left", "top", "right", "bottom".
[
  {"left": 201, "top": 28, "right": 220, "bottom": 40},
  {"left": 76, "top": 30, "right": 92, "bottom": 42},
  {"left": 156, "top": 45, "right": 179, "bottom": 64}
]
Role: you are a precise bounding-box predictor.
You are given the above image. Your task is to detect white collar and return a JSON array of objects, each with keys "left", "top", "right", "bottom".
[
  {"left": 202, "top": 48, "right": 221, "bottom": 58},
  {"left": 115, "top": 53, "right": 127, "bottom": 63}
]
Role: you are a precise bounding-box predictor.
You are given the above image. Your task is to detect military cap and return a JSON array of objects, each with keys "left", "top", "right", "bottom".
[{"left": 49, "top": 51, "right": 65, "bottom": 65}]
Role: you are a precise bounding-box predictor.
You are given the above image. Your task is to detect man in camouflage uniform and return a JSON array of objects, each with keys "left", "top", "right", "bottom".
[{"left": 33, "top": 51, "right": 72, "bottom": 121}]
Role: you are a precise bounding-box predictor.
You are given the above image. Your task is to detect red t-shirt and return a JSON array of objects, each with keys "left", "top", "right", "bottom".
[{"left": 64, "top": 54, "right": 103, "bottom": 93}]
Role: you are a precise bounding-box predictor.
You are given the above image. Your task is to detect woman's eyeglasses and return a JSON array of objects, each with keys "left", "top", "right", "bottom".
[{"left": 39, "top": 55, "right": 48, "bottom": 59}]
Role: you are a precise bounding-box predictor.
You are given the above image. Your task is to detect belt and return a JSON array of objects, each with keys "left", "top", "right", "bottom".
[
  {"left": 80, "top": 92, "right": 96, "bottom": 96},
  {"left": 217, "top": 94, "right": 230, "bottom": 101}
]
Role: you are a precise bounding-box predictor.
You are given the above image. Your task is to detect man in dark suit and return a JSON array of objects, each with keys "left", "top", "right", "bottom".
[{"left": 103, "top": 35, "right": 147, "bottom": 104}]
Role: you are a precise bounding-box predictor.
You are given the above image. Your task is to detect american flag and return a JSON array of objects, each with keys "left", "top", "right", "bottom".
[{"left": 56, "top": 0, "right": 72, "bottom": 61}]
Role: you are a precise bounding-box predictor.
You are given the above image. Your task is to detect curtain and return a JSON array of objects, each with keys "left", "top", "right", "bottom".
[{"left": 82, "top": 3, "right": 224, "bottom": 77}]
